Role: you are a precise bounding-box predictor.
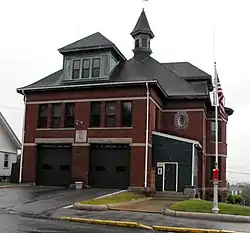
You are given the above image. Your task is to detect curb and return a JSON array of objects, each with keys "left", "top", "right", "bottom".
[
  {"left": 152, "top": 226, "right": 237, "bottom": 233},
  {"left": 0, "top": 184, "right": 31, "bottom": 189},
  {"left": 110, "top": 207, "right": 161, "bottom": 214},
  {"left": 60, "top": 216, "right": 153, "bottom": 230},
  {"left": 73, "top": 197, "right": 152, "bottom": 211},
  {"left": 60, "top": 216, "right": 242, "bottom": 233},
  {"left": 164, "top": 209, "right": 250, "bottom": 223}
]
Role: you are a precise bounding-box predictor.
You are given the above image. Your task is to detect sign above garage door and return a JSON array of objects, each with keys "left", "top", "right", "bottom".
[
  {"left": 91, "top": 144, "right": 130, "bottom": 149},
  {"left": 39, "top": 144, "right": 71, "bottom": 148}
]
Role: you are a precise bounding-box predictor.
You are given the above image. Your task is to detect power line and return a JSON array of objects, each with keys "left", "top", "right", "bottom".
[
  {"left": 227, "top": 171, "right": 250, "bottom": 176},
  {"left": 0, "top": 103, "right": 22, "bottom": 110}
]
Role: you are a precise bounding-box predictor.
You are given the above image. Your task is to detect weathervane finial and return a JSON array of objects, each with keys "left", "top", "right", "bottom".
[{"left": 142, "top": 0, "right": 148, "bottom": 10}]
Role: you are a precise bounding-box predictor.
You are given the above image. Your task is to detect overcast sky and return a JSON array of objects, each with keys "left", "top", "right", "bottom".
[{"left": 0, "top": 0, "right": 248, "bottom": 183}]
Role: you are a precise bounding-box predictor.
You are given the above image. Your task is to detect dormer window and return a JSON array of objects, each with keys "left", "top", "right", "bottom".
[
  {"left": 82, "top": 59, "right": 90, "bottom": 78},
  {"left": 72, "top": 60, "right": 80, "bottom": 79},
  {"left": 64, "top": 53, "right": 118, "bottom": 81},
  {"left": 71, "top": 57, "right": 102, "bottom": 79},
  {"left": 92, "top": 58, "right": 101, "bottom": 77}
]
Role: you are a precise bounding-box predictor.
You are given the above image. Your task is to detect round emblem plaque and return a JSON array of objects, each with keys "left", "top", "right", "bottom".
[{"left": 174, "top": 111, "right": 189, "bottom": 130}]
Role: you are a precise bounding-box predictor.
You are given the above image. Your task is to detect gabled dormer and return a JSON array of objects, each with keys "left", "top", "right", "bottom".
[{"left": 58, "top": 32, "right": 126, "bottom": 82}]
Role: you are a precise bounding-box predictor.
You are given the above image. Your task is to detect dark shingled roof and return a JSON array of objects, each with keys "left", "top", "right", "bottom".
[
  {"left": 16, "top": 10, "right": 210, "bottom": 98},
  {"left": 17, "top": 56, "right": 209, "bottom": 97},
  {"left": 112, "top": 57, "right": 208, "bottom": 96},
  {"left": 58, "top": 32, "right": 126, "bottom": 60},
  {"left": 131, "top": 9, "right": 154, "bottom": 38},
  {"left": 163, "top": 62, "right": 211, "bottom": 79}
]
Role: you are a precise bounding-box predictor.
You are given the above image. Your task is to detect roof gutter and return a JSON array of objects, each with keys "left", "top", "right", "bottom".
[
  {"left": 17, "top": 80, "right": 158, "bottom": 94},
  {"left": 16, "top": 79, "right": 209, "bottom": 101}
]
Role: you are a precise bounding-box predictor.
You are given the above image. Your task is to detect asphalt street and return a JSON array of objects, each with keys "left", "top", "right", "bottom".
[
  {"left": 0, "top": 186, "right": 127, "bottom": 233},
  {"left": 1, "top": 186, "right": 250, "bottom": 232},
  {"left": 54, "top": 208, "right": 250, "bottom": 232},
  {"left": 0, "top": 213, "right": 149, "bottom": 233},
  {"left": 0, "top": 186, "right": 117, "bottom": 215}
]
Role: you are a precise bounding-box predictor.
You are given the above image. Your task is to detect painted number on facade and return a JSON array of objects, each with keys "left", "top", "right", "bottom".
[{"left": 157, "top": 167, "right": 163, "bottom": 175}]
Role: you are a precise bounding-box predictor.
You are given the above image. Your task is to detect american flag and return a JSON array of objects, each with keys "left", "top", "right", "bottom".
[{"left": 215, "top": 69, "right": 227, "bottom": 122}]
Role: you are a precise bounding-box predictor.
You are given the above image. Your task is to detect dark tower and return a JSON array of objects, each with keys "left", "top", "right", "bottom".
[{"left": 131, "top": 9, "right": 154, "bottom": 56}]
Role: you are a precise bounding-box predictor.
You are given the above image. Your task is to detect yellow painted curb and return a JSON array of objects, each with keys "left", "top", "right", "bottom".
[
  {"left": 153, "top": 226, "right": 243, "bottom": 233},
  {"left": 139, "top": 223, "right": 154, "bottom": 230},
  {"left": 60, "top": 216, "right": 153, "bottom": 230}
]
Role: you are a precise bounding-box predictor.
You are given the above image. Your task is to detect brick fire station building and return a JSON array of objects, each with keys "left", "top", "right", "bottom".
[{"left": 17, "top": 10, "right": 233, "bottom": 199}]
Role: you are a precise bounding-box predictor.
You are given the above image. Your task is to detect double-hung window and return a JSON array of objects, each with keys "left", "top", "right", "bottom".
[
  {"left": 72, "top": 57, "right": 101, "bottom": 79},
  {"left": 82, "top": 59, "right": 91, "bottom": 78},
  {"left": 51, "top": 103, "right": 61, "bottom": 128},
  {"left": 90, "top": 102, "right": 101, "bottom": 127},
  {"left": 91, "top": 58, "right": 101, "bottom": 77},
  {"left": 4, "top": 154, "right": 9, "bottom": 168},
  {"left": 38, "top": 104, "right": 48, "bottom": 128},
  {"left": 211, "top": 121, "right": 222, "bottom": 142},
  {"left": 121, "top": 101, "right": 132, "bottom": 127},
  {"left": 72, "top": 59, "right": 81, "bottom": 79},
  {"left": 64, "top": 103, "right": 75, "bottom": 128},
  {"left": 105, "top": 102, "right": 116, "bottom": 127}
]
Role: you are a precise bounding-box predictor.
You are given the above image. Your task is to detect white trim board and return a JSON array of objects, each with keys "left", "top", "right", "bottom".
[
  {"left": 27, "top": 96, "right": 205, "bottom": 114},
  {"left": 160, "top": 162, "right": 179, "bottom": 192},
  {"left": 19, "top": 80, "right": 158, "bottom": 92},
  {"left": 152, "top": 131, "right": 202, "bottom": 149},
  {"left": 206, "top": 154, "right": 227, "bottom": 157},
  {"left": 26, "top": 96, "right": 147, "bottom": 105},
  {"left": 162, "top": 108, "right": 204, "bottom": 113},
  {"left": 0, "top": 150, "right": 18, "bottom": 155}
]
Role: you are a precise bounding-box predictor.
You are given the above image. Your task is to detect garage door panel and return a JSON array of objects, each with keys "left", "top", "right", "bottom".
[
  {"left": 36, "top": 145, "right": 72, "bottom": 187},
  {"left": 89, "top": 144, "right": 130, "bottom": 189}
]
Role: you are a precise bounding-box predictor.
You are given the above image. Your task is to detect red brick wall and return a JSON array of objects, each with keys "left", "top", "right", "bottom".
[
  {"left": 72, "top": 146, "right": 89, "bottom": 184},
  {"left": 130, "top": 146, "right": 145, "bottom": 187},
  {"left": 22, "top": 86, "right": 149, "bottom": 186},
  {"left": 22, "top": 146, "right": 36, "bottom": 182},
  {"left": 21, "top": 85, "right": 229, "bottom": 192},
  {"left": 24, "top": 105, "right": 38, "bottom": 143}
]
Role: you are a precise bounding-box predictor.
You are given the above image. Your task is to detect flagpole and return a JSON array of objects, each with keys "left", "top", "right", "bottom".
[
  {"left": 212, "top": 62, "right": 219, "bottom": 214},
  {"left": 212, "top": 25, "right": 219, "bottom": 213}
]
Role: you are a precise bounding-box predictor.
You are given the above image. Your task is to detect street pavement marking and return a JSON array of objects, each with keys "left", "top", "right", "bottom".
[
  {"left": 62, "top": 190, "right": 126, "bottom": 209},
  {"left": 63, "top": 204, "right": 73, "bottom": 209},
  {"left": 93, "top": 190, "right": 126, "bottom": 200}
]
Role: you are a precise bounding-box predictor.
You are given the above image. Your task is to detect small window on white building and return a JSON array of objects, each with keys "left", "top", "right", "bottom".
[{"left": 4, "top": 154, "right": 9, "bottom": 168}]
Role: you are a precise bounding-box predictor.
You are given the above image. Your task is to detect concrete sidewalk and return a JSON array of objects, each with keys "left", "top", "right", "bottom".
[
  {"left": 52, "top": 208, "right": 250, "bottom": 232},
  {"left": 112, "top": 199, "right": 176, "bottom": 213}
]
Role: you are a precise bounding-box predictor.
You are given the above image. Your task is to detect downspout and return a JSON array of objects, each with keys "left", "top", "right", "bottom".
[
  {"left": 144, "top": 82, "right": 150, "bottom": 188},
  {"left": 19, "top": 90, "right": 26, "bottom": 184},
  {"left": 191, "top": 144, "right": 195, "bottom": 187}
]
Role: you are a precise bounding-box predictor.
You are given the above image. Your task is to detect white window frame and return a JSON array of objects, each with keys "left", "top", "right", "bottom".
[{"left": 4, "top": 154, "right": 9, "bottom": 168}]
